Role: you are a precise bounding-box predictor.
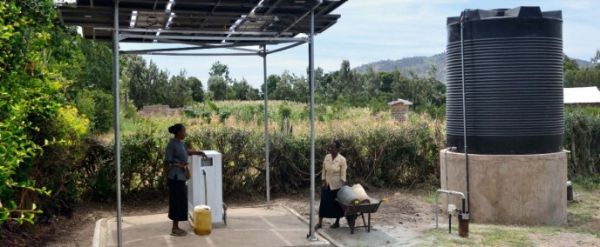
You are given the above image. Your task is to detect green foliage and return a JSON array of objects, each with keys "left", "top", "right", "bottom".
[
  {"left": 34, "top": 106, "right": 89, "bottom": 216},
  {"left": 120, "top": 124, "right": 167, "bottom": 194},
  {"left": 86, "top": 113, "right": 444, "bottom": 198},
  {"left": 208, "top": 61, "right": 231, "bottom": 81},
  {"left": 201, "top": 111, "right": 212, "bottom": 124},
  {"left": 208, "top": 75, "right": 228, "bottom": 100},
  {"left": 235, "top": 104, "right": 262, "bottom": 123},
  {"left": 183, "top": 108, "right": 200, "bottom": 118},
  {"left": 564, "top": 108, "right": 600, "bottom": 177},
  {"left": 189, "top": 76, "right": 204, "bottom": 103},
  {"left": 562, "top": 53, "right": 600, "bottom": 178},
  {"left": 75, "top": 89, "right": 114, "bottom": 132},
  {"left": 277, "top": 104, "right": 293, "bottom": 135},
  {"left": 73, "top": 40, "right": 112, "bottom": 92},
  {"left": 0, "top": 0, "right": 87, "bottom": 225},
  {"left": 77, "top": 139, "right": 114, "bottom": 201},
  {"left": 219, "top": 110, "right": 232, "bottom": 123},
  {"left": 165, "top": 71, "right": 194, "bottom": 107},
  {"left": 124, "top": 57, "right": 199, "bottom": 108},
  {"left": 564, "top": 51, "right": 600, "bottom": 88},
  {"left": 565, "top": 69, "right": 600, "bottom": 88},
  {"left": 228, "top": 79, "right": 260, "bottom": 100},
  {"left": 564, "top": 56, "right": 580, "bottom": 71}
]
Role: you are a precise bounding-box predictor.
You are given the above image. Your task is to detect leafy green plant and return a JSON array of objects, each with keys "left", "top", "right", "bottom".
[
  {"left": 565, "top": 109, "right": 600, "bottom": 177},
  {"left": 219, "top": 110, "right": 232, "bottom": 123},
  {"left": 0, "top": 0, "right": 84, "bottom": 225},
  {"left": 75, "top": 89, "right": 113, "bottom": 132},
  {"left": 201, "top": 111, "right": 212, "bottom": 124},
  {"left": 278, "top": 104, "right": 293, "bottom": 135},
  {"left": 183, "top": 108, "right": 200, "bottom": 118}
]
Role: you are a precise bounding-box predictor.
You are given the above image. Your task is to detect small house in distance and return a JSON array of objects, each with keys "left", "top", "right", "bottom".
[
  {"left": 388, "top": 98, "right": 413, "bottom": 122},
  {"left": 139, "top": 105, "right": 181, "bottom": 117},
  {"left": 564, "top": 87, "right": 600, "bottom": 106}
]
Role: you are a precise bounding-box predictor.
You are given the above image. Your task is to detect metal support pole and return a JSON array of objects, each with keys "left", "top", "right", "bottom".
[
  {"left": 307, "top": 9, "right": 317, "bottom": 241},
  {"left": 459, "top": 12, "right": 470, "bottom": 214},
  {"left": 262, "top": 45, "right": 271, "bottom": 205},
  {"left": 112, "top": 1, "right": 122, "bottom": 246}
]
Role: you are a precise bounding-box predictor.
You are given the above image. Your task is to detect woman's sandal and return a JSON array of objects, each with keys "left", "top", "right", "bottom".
[
  {"left": 314, "top": 223, "right": 322, "bottom": 230},
  {"left": 330, "top": 222, "right": 340, "bottom": 229},
  {"left": 171, "top": 228, "right": 187, "bottom": 236}
]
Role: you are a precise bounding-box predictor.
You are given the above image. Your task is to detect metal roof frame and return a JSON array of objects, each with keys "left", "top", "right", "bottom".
[
  {"left": 56, "top": 0, "right": 343, "bottom": 46},
  {"left": 56, "top": 0, "right": 346, "bottom": 246}
]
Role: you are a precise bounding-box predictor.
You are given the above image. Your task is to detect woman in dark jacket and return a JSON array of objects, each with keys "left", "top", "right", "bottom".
[{"left": 164, "top": 123, "right": 206, "bottom": 236}]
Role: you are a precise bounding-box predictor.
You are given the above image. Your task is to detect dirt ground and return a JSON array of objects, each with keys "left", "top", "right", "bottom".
[
  {"left": 274, "top": 188, "right": 437, "bottom": 231},
  {"left": 28, "top": 187, "right": 600, "bottom": 246}
]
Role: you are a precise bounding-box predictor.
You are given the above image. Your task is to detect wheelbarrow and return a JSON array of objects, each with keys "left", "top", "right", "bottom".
[{"left": 336, "top": 198, "right": 383, "bottom": 234}]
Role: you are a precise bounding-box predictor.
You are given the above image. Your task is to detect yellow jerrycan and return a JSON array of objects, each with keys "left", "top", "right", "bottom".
[{"left": 193, "top": 205, "right": 212, "bottom": 235}]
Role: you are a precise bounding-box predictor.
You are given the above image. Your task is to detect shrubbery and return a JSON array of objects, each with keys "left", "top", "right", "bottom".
[
  {"left": 79, "top": 114, "right": 444, "bottom": 199},
  {"left": 565, "top": 108, "right": 600, "bottom": 178},
  {"left": 75, "top": 89, "right": 114, "bottom": 133},
  {"left": 70, "top": 108, "right": 600, "bottom": 201},
  {"left": 0, "top": 0, "right": 87, "bottom": 224}
]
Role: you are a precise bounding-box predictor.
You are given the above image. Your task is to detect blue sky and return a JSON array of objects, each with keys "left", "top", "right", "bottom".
[{"left": 121, "top": 0, "right": 600, "bottom": 88}]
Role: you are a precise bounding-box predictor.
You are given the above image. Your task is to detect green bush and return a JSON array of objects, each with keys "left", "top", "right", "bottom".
[
  {"left": 71, "top": 108, "right": 600, "bottom": 201},
  {"left": 120, "top": 124, "right": 167, "bottom": 195},
  {"left": 0, "top": 0, "right": 86, "bottom": 225},
  {"left": 34, "top": 106, "right": 90, "bottom": 216},
  {"left": 565, "top": 109, "right": 600, "bottom": 178},
  {"left": 75, "top": 89, "right": 114, "bottom": 133},
  {"left": 82, "top": 115, "right": 444, "bottom": 199},
  {"left": 78, "top": 139, "right": 115, "bottom": 201}
]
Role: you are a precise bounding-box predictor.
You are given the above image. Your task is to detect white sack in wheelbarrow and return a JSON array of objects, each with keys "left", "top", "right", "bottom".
[
  {"left": 337, "top": 184, "right": 372, "bottom": 205},
  {"left": 351, "top": 184, "right": 370, "bottom": 202}
]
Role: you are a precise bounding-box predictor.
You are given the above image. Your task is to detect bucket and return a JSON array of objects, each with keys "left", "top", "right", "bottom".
[{"left": 193, "top": 205, "right": 212, "bottom": 235}]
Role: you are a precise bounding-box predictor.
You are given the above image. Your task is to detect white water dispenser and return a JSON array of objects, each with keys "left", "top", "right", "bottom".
[{"left": 187, "top": 150, "right": 224, "bottom": 225}]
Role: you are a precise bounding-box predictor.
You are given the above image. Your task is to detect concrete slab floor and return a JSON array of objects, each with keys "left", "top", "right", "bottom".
[
  {"left": 99, "top": 206, "right": 331, "bottom": 247},
  {"left": 318, "top": 225, "right": 421, "bottom": 247}
]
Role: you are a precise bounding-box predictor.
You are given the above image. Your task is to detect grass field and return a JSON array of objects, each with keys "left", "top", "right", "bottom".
[
  {"left": 418, "top": 181, "right": 600, "bottom": 246},
  {"left": 120, "top": 100, "right": 404, "bottom": 136}
]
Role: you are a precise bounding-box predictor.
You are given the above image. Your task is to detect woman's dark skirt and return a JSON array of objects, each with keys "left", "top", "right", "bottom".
[
  {"left": 168, "top": 179, "right": 188, "bottom": 221},
  {"left": 318, "top": 186, "right": 344, "bottom": 218}
]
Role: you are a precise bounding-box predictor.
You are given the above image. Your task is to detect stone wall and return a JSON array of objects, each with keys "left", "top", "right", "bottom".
[{"left": 439, "top": 149, "right": 567, "bottom": 225}]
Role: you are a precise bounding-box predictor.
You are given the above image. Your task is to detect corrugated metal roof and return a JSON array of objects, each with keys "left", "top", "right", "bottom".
[{"left": 564, "top": 87, "right": 600, "bottom": 104}]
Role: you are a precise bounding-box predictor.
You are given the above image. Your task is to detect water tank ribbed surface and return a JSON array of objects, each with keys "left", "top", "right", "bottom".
[{"left": 446, "top": 7, "right": 564, "bottom": 154}]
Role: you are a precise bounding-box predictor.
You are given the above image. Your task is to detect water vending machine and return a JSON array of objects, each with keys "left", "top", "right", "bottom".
[{"left": 187, "top": 150, "right": 224, "bottom": 225}]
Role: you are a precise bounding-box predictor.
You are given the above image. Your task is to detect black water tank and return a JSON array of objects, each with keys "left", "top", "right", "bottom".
[{"left": 446, "top": 6, "right": 564, "bottom": 154}]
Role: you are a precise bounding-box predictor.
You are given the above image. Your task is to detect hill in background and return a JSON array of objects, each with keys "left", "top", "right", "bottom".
[{"left": 354, "top": 53, "right": 592, "bottom": 83}]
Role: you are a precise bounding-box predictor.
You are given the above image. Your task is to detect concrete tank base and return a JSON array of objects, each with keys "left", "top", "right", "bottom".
[{"left": 439, "top": 149, "right": 567, "bottom": 225}]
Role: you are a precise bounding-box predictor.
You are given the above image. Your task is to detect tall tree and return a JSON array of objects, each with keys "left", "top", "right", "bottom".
[
  {"left": 74, "top": 40, "right": 113, "bottom": 93},
  {"left": 164, "top": 71, "right": 193, "bottom": 107},
  {"left": 189, "top": 76, "right": 204, "bottom": 102},
  {"left": 564, "top": 56, "right": 579, "bottom": 72},
  {"left": 208, "top": 75, "right": 228, "bottom": 100},
  {"left": 271, "top": 71, "right": 296, "bottom": 100},
  {"left": 229, "top": 79, "right": 259, "bottom": 100},
  {"left": 592, "top": 50, "right": 600, "bottom": 70},
  {"left": 209, "top": 61, "right": 231, "bottom": 82},
  {"left": 124, "top": 55, "right": 149, "bottom": 108},
  {"left": 262, "top": 74, "right": 280, "bottom": 98}
]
